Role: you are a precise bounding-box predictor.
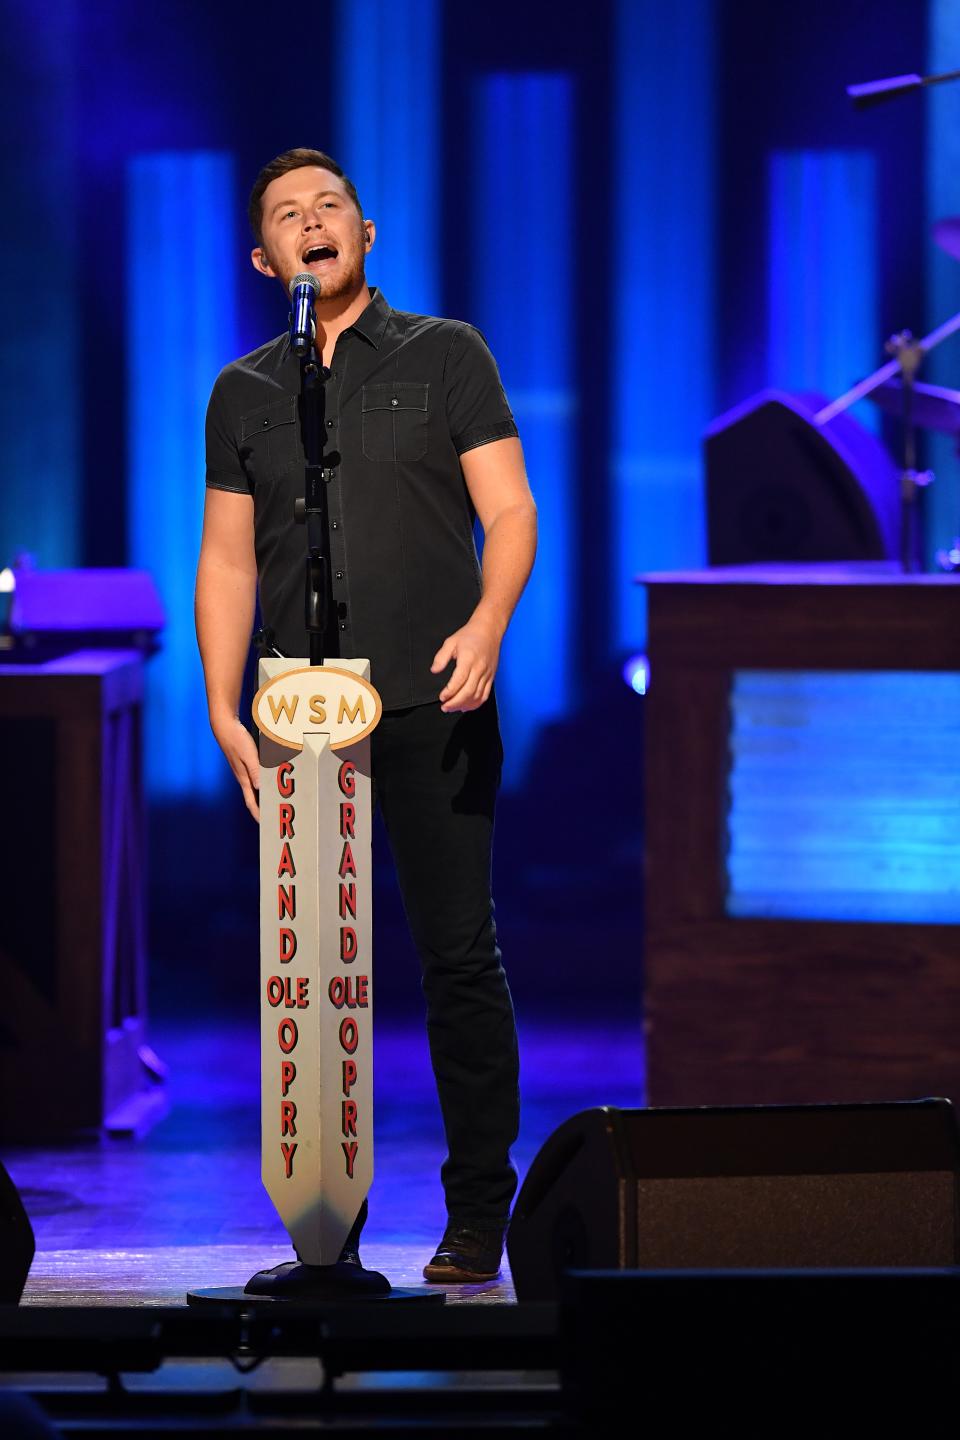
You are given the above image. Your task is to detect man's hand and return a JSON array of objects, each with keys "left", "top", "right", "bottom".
[
  {"left": 431, "top": 613, "right": 502, "bottom": 712},
  {"left": 436, "top": 437, "right": 535, "bottom": 713},
  {"left": 213, "top": 714, "right": 261, "bottom": 820}
]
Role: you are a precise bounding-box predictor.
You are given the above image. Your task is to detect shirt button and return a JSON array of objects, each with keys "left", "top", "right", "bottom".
[
  {"left": 331, "top": 521, "right": 339, "bottom": 530},
  {"left": 391, "top": 397, "right": 399, "bottom": 407},
  {"left": 340, "top": 622, "right": 346, "bottom": 631},
  {"left": 335, "top": 570, "right": 343, "bottom": 580},
  {"left": 262, "top": 418, "right": 269, "bottom": 428},
  {"left": 326, "top": 419, "right": 334, "bottom": 428}
]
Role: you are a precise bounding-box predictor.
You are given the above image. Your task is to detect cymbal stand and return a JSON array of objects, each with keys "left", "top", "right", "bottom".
[
  {"left": 815, "top": 309, "right": 960, "bottom": 425},
  {"left": 884, "top": 331, "right": 933, "bottom": 572},
  {"left": 936, "top": 437, "right": 960, "bottom": 573},
  {"left": 814, "top": 311, "right": 960, "bottom": 573}
]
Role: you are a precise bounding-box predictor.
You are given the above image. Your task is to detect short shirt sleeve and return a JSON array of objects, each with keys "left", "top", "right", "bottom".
[
  {"left": 205, "top": 370, "right": 250, "bottom": 494},
  {"left": 443, "top": 324, "right": 518, "bottom": 456}
]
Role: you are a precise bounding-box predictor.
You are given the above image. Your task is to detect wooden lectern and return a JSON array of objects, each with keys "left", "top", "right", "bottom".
[
  {"left": 0, "top": 649, "right": 159, "bottom": 1138},
  {"left": 643, "top": 562, "right": 960, "bottom": 1108}
]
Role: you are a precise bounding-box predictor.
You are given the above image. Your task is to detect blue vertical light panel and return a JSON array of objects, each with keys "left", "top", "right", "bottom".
[
  {"left": 768, "top": 151, "right": 877, "bottom": 421},
  {"left": 334, "top": 0, "right": 439, "bottom": 315},
  {"left": 613, "top": 0, "right": 714, "bottom": 654},
  {"left": 926, "top": 4, "right": 960, "bottom": 565},
  {"left": 127, "top": 152, "right": 238, "bottom": 797},
  {"left": 0, "top": 0, "right": 79, "bottom": 567},
  {"left": 471, "top": 74, "right": 574, "bottom": 785},
  {"left": 727, "top": 671, "right": 960, "bottom": 923}
]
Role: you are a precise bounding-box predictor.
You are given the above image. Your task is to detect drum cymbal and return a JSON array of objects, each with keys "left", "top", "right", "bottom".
[
  {"left": 868, "top": 377, "right": 960, "bottom": 434},
  {"left": 932, "top": 216, "right": 960, "bottom": 262}
]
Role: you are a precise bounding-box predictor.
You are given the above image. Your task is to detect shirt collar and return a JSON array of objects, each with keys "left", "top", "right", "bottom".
[
  {"left": 280, "top": 286, "right": 391, "bottom": 364},
  {"left": 348, "top": 286, "right": 391, "bottom": 349}
]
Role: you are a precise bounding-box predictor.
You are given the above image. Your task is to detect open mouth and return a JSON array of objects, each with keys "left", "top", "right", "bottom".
[{"left": 302, "top": 245, "right": 338, "bottom": 265}]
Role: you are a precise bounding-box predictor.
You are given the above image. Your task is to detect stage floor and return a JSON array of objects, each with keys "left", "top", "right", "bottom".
[{"left": 3, "top": 1017, "right": 645, "bottom": 1308}]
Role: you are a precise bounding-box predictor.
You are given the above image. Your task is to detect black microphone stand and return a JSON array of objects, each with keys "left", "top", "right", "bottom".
[{"left": 292, "top": 319, "right": 332, "bottom": 667}]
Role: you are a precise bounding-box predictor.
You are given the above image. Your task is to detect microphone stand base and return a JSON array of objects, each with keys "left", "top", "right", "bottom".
[
  {"left": 243, "top": 1258, "right": 390, "bottom": 1300},
  {"left": 186, "top": 1277, "right": 444, "bottom": 1307}
]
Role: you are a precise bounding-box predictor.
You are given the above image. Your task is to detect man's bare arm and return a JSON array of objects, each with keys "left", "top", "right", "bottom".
[
  {"left": 195, "top": 487, "right": 261, "bottom": 818},
  {"left": 431, "top": 436, "right": 537, "bottom": 712}
]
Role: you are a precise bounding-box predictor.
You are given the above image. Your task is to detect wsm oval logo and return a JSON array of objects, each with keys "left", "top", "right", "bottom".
[{"left": 252, "top": 667, "right": 383, "bottom": 752}]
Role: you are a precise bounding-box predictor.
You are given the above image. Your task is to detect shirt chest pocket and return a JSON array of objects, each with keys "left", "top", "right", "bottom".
[
  {"left": 361, "top": 382, "right": 429, "bottom": 463},
  {"left": 239, "top": 396, "right": 301, "bottom": 483}
]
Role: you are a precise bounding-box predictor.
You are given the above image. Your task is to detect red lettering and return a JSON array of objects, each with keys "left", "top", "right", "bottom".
[
  {"left": 278, "top": 841, "right": 296, "bottom": 878},
  {"left": 280, "top": 1099, "right": 297, "bottom": 1136},
  {"left": 278, "top": 884, "right": 296, "bottom": 920},
  {"left": 338, "top": 761, "right": 356, "bottom": 798},
  {"left": 341, "top": 1139, "right": 358, "bottom": 1178},
  {"left": 340, "top": 926, "right": 358, "bottom": 962},
  {"left": 342, "top": 1059, "right": 357, "bottom": 1096},
  {"left": 338, "top": 842, "right": 356, "bottom": 879},
  {"left": 277, "top": 762, "right": 295, "bottom": 798},
  {"left": 339, "top": 1017, "right": 359, "bottom": 1054},
  {"left": 342, "top": 1099, "right": 358, "bottom": 1137},
  {"left": 278, "top": 1018, "right": 298, "bottom": 1053},
  {"left": 280, "top": 1059, "right": 296, "bottom": 1096},
  {"left": 279, "top": 927, "right": 297, "bottom": 963},
  {"left": 339, "top": 882, "right": 357, "bottom": 920},
  {"left": 340, "top": 801, "right": 356, "bottom": 838},
  {"left": 281, "top": 1140, "right": 297, "bottom": 1177},
  {"left": 327, "top": 974, "right": 369, "bottom": 1009},
  {"left": 268, "top": 976, "right": 310, "bottom": 1008},
  {"left": 279, "top": 802, "right": 295, "bottom": 838}
]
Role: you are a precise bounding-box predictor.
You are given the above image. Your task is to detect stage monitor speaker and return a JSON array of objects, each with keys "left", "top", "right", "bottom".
[
  {"left": 506, "top": 1099, "right": 960, "bottom": 1301},
  {"left": 559, "top": 1270, "right": 957, "bottom": 1428},
  {"left": 704, "top": 389, "right": 900, "bottom": 565},
  {"left": 0, "top": 1162, "right": 34, "bottom": 1303}
]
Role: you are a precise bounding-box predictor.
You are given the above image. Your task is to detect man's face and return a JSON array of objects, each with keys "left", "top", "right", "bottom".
[{"left": 252, "top": 166, "right": 373, "bottom": 302}]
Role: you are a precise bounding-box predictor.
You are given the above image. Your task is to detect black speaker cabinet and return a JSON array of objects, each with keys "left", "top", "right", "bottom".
[
  {"left": 704, "top": 389, "right": 900, "bottom": 565},
  {"left": 0, "top": 1162, "right": 34, "bottom": 1303},
  {"left": 507, "top": 1099, "right": 960, "bottom": 1301}
]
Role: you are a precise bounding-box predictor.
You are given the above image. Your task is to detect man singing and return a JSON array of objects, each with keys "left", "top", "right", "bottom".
[{"left": 195, "top": 148, "right": 537, "bottom": 1283}]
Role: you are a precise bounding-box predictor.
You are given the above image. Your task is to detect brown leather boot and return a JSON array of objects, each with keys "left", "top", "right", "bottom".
[{"left": 422, "top": 1223, "right": 505, "bottom": 1282}]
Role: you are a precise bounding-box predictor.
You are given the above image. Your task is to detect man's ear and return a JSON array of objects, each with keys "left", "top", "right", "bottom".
[
  {"left": 362, "top": 220, "right": 376, "bottom": 252},
  {"left": 251, "top": 246, "right": 276, "bottom": 277}
]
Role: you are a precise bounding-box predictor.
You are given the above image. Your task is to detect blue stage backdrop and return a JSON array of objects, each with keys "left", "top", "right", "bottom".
[
  {"left": 612, "top": 0, "right": 714, "bottom": 658},
  {"left": 767, "top": 150, "right": 878, "bottom": 430},
  {"left": 926, "top": 0, "right": 960, "bottom": 565},
  {"left": 0, "top": 0, "right": 81, "bottom": 570},
  {"left": 471, "top": 72, "right": 575, "bottom": 784},
  {"left": 126, "top": 152, "right": 239, "bottom": 796},
  {"left": 333, "top": 0, "right": 440, "bottom": 318},
  {"left": 0, "top": 0, "right": 953, "bottom": 807}
]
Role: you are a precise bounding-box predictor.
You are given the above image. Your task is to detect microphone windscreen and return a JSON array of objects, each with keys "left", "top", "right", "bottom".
[{"left": 289, "top": 272, "right": 322, "bottom": 298}]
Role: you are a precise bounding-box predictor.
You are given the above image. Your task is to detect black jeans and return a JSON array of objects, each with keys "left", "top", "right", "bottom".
[{"left": 371, "top": 696, "right": 519, "bottom": 1229}]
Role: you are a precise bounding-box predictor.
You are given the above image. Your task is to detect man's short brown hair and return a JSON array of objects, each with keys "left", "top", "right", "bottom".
[{"left": 248, "top": 148, "right": 364, "bottom": 247}]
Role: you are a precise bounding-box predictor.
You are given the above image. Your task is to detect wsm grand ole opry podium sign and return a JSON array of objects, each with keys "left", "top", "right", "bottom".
[{"left": 252, "top": 656, "right": 381, "bottom": 1268}]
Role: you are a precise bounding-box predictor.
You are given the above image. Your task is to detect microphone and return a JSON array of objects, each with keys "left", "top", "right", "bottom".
[{"left": 289, "top": 271, "right": 321, "bottom": 358}]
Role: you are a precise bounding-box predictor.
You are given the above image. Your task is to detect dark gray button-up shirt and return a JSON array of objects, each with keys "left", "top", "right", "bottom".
[{"left": 205, "top": 288, "right": 518, "bottom": 709}]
